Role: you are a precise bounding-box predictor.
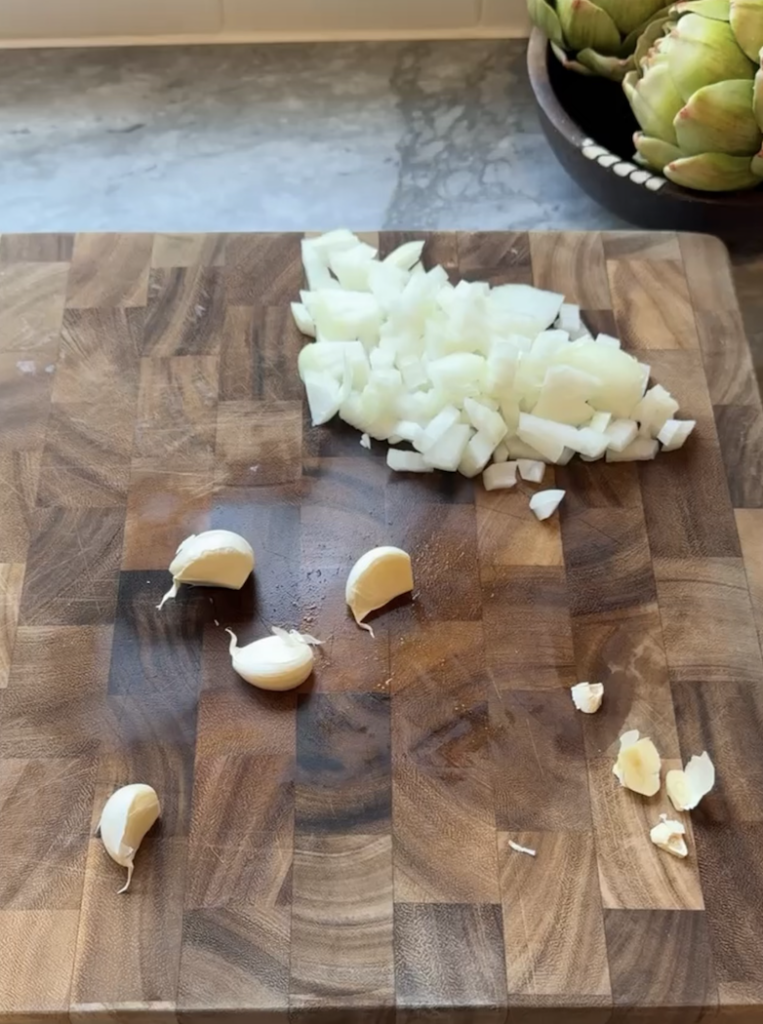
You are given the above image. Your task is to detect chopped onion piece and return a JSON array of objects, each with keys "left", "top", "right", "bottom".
[
  {"left": 517, "top": 459, "right": 545, "bottom": 483},
  {"left": 458, "top": 430, "right": 496, "bottom": 478},
  {"left": 595, "top": 333, "right": 621, "bottom": 349},
  {"left": 604, "top": 419, "right": 638, "bottom": 453},
  {"left": 633, "top": 385, "right": 679, "bottom": 438},
  {"left": 423, "top": 423, "right": 472, "bottom": 472},
  {"left": 529, "top": 489, "right": 565, "bottom": 521},
  {"left": 658, "top": 419, "right": 696, "bottom": 451},
  {"left": 556, "top": 302, "right": 581, "bottom": 334},
  {"left": 360, "top": 433, "right": 371, "bottom": 450},
  {"left": 589, "top": 411, "right": 612, "bottom": 433},
  {"left": 291, "top": 301, "right": 316, "bottom": 336},
  {"left": 483, "top": 461, "right": 518, "bottom": 491},
  {"left": 303, "top": 371, "right": 341, "bottom": 426},
  {"left": 387, "top": 449, "right": 433, "bottom": 473},
  {"left": 384, "top": 240, "right": 426, "bottom": 271},
  {"left": 493, "top": 442, "right": 509, "bottom": 463},
  {"left": 606, "top": 436, "right": 659, "bottom": 462},
  {"left": 505, "top": 437, "right": 550, "bottom": 462}
]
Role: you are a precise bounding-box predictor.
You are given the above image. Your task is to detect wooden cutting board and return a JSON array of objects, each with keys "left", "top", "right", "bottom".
[{"left": 1, "top": 230, "right": 762, "bottom": 1024}]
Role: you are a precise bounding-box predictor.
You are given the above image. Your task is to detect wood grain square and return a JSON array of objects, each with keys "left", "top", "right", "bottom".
[
  {"left": 301, "top": 457, "right": 387, "bottom": 569},
  {"left": 295, "top": 693, "right": 390, "bottom": 834},
  {"left": 498, "top": 832, "right": 610, "bottom": 1001},
  {"left": 672, "top": 681, "right": 763, "bottom": 825},
  {"left": 256, "top": 304, "right": 308, "bottom": 403},
  {"left": 0, "top": 262, "right": 69, "bottom": 351},
  {"left": 66, "top": 233, "right": 153, "bottom": 308},
  {"left": 713, "top": 404, "right": 763, "bottom": 509},
  {"left": 530, "top": 232, "right": 611, "bottom": 307},
  {"left": 215, "top": 399, "right": 301, "bottom": 487},
  {"left": 218, "top": 305, "right": 256, "bottom": 402},
  {"left": 476, "top": 477, "right": 563, "bottom": 567},
  {"left": 290, "top": 834, "right": 394, "bottom": 1011},
  {"left": 0, "top": 348, "right": 57, "bottom": 452},
  {"left": 143, "top": 267, "right": 225, "bottom": 356},
  {"left": 680, "top": 233, "right": 738, "bottom": 311},
  {"left": 195, "top": 685, "right": 296, "bottom": 759},
  {"left": 0, "top": 758, "right": 95, "bottom": 910},
  {"left": 601, "top": 232, "right": 681, "bottom": 262},
  {"left": 736, "top": 509, "right": 763, "bottom": 650},
  {"left": 481, "top": 565, "right": 574, "bottom": 681},
  {"left": 122, "top": 470, "right": 212, "bottom": 570},
  {"left": 654, "top": 558, "right": 762, "bottom": 685},
  {"left": 0, "top": 233, "right": 74, "bottom": 263},
  {"left": 491, "top": 689, "right": 591, "bottom": 831},
  {"left": 457, "top": 231, "right": 533, "bottom": 284},
  {"left": 390, "top": 618, "right": 488, "bottom": 709},
  {"left": 604, "top": 909, "right": 717, "bottom": 1021},
  {"left": 179, "top": 903, "right": 290, "bottom": 1018},
  {"left": 224, "top": 234, "right": 303, "bottom": 306},
  {"left": 37, "top": 400, "right": 134, "bottom": 508},
  {"left": 393, "top": 758, "right": 499, "bottom": 904},
  {"left": 640, "top": 417, "right": 741, "bottom": 559},
  {"left": 588, "top": 758, "right": 704, "bottom": 911},
  {"left": 185, "top": 827, "right": 293, "bottom": 915},
  {"left": 394, "top": 903, "right": 507, "bottom": 1016},
  {"left": 0, "top": 450, "right": 41, "bottom": 562},
  {"left": 608, "top": 260, "right": 698, "bottom": 350},
  {"left": 71, "top": 836, "right": 187, "bottom": 1012},
  {"left": 696, "top": 310, "right": 761, "bottom": 406},
  {"left": 151, "top": 233, "right": 226, "bottom": 268},
  {"left": 561, "top": 508, "right": 656, "bottom": 618},
  {"left": 108, "top": 570, "right": 207, "bottom": 697},
  {"left": 555, "top": 460, "right": 642, "bottom": 512},
  {"left": 18, "top": 507, "right": 124, "bottom": 626},
  {"left": 53, "top": 308, "right": 143, "bottom": 405},
  {"left": 133, "top": 356, "right": 219, "bottom": 472},
  {"left": 0, "top": 563, "right": 24, "bottom": 688},
  {"left": 0, "top": 910, "right": 80, "bottom": 1023}
]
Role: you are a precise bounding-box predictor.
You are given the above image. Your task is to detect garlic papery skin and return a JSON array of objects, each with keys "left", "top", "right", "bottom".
[
  {"left": 612, "top": 729, "right": 662, "bottom": 797},
  {"left": 345, "top": 546, "right": 414, "bottom": 631},
  {"left": 570, "top": 681, "right": 604, "bottom": 714},
  {"left": 666, "top": 751, "right": 715, "bottom": 812},
  {"left": 158, "top": 530, "right": 254, "bottom": 609},
  {"left": 650, "top": 815, "right": 688, "bottom": 858},
  {"left": 98, "top": 784, "right": 161, "bottom": 894},
  {"left": 226, "top": 627, "right": 319, "bottom": 691}
]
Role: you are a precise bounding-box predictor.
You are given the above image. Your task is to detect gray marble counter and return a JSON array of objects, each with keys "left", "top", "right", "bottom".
[{"left": 0, "top": 39, "right": 760, "bottom": 384}]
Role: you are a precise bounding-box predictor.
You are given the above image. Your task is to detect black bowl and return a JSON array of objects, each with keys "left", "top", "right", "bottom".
[{"left": 526, "top": 28, "right": 763, "bottom": 240}]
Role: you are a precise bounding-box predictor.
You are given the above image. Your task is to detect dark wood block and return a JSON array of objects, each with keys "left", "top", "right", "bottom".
[
  {"left": 0, "top": 449, "right": 41, "bottom": 562},
  {"left": 151, "top": 232, "right": 226, "bottom": 269},
  {"left": 555, "top": 459, "right": 642, "bottom": 512},
  {"left": 301, "top": 457, "right": 387, "bottom": 569},
  {"left": 736, "top": 509, "right": 763, "bottom": 651},
  {"left": 215, "top": 400, "right": 302, "bottom": 487},
  {"left": 476, "top": 474, "right": 564, "bottom": 568},
  {"left": 607, "top": 259, "right": 698, "bottom": 350},
  {"left": 66, "top": 233, "right": 153, "bottom": 309},
  {"left": 531, "top": 231, "right": 611, "bottom": 307},
  {"left": 143, "top": 267, "right": 225, "bottom": 356},
  {"left": 0, "top": 563, "right": 24, "bottom": 688},
  {"left": 713, "top": 404, "right": 763, "bottom": 509},
  {"left": 122, "top": 470, "right": 212, "bottom": 571},
  {"left": 696, "top": 310, "right": 761, "bottom": 406},
  {"left": 457, "top": 230, "right": 533, "bottom": 285},
  {"left": 223, "top": 234, "right": 303, "bottom": 306},
  {"left": 53, "top": 307, "right": 143, "bottom": 404},
  {"left": 0, "top": 348, "right": 57, "bottom": 452}
]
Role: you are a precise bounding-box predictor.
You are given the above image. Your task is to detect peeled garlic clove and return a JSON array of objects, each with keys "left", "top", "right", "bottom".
[
  {"left": 98, "top": 784, "right": 161, "bottom": 894},
  {"left": 666, "top": 751, "right": 715, "bottom": 812},
  {"left": 345, "top": 546, "right": 413, "bottom": 632},
  {"left": 570, "top": 681, "right": 604, "bottom": 714},
  {"left": 650, "top": 814, "right": 688, "bottom": 858},
  {"left": 158, "top": 530, "right": 254, "bottom": 609},
  {"left": 612, "top": 730, "right": 662, "bottom": 797},
  {"left": 226, "top": 627, "right": 319, "bottom": 691}
]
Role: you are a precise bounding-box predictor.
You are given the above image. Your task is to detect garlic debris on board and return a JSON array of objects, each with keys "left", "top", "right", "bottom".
[
  {"left": 98, "top": 784, "right": 161, "bottom": 894},
  {"left": 613, "top": 729, "right": 662, "bottom": 797},
  {"left": 226, "top": 627, "right": 321, "bottom": 691},
  {"left": 157, "top": 530, "right": 254, "bottom": 609},
  {"left": 529, "top": 488, "right": 565, "bottom": 521},
  {"left": 666, "top": 751, "right": 715, "bottom": 812},
  {"left": 650, "top": 814, "right": 688, "bottom": 859},
  {"left": 345, "top": 546, "right": 413, "bottom": 634},
  {"left": 570, "top": 681, "right": 604, "bottom": 714}
]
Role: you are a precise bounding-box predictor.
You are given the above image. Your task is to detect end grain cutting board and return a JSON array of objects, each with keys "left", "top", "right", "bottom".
[{"left": 1, "top": 230, "right": 763, "bottom": 1024}]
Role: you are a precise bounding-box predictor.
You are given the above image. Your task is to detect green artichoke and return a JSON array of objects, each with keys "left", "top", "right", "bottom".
[
  {"left": 528, "top": 0, "right": 671, "bottom": 79},
  {"left": 623, "top": 0, "right": 763, "bottom": 190}
]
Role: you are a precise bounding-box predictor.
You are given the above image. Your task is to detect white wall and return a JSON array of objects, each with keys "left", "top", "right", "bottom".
[{"left": 0, "top": 0, "right": 530, "bottom": 45}]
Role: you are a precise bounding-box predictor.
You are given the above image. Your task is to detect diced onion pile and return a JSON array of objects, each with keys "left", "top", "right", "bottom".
[{"left": 293, "top": 231, "right": 696, "bottom": 482}]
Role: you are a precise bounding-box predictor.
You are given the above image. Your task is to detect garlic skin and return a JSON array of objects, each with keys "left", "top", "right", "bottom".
[
  {"left": 570, "top": 681, "right": 604, "bottom": 714},
  {"left": 226, "top": 627, "right": 319, "bottom": 691},
  {"left": 666, "top": 751, "right": 715, "bottom": 812},
  {"left": 650, "top": 814, "right": 688, "bottom": 858},
  {"left": 345, "top": 546, "right": 414, "bottom": 631},
  {"left": 98, "top": 784, "right": 161, "bottom": 894},
  {"left": 158, "top": 530, "right": 254, "bottom": 609},
  {"left": 613, "top": 730, "right": 662, "bottom": 797}
]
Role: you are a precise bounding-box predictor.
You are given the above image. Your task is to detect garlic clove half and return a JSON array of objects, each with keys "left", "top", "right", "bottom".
[
  {"left": 345, "top": 546, "right": 413, "bottom": 632},
  {"left": 666, "top": 751, "right": 715, "bottom": 812},
  {"left": 226, "top": 627, "right": 319, "bottom": 691},
  {"left": 570, "top": 681, "right": 604, "bottom": 714},
  {"left": 613, "top": 730, "right": 662, "bottom": 797},
  {"left": 158, "top": 530, "right": 254, "bottom": 609},
  {"left": 650, "top": 814, "right": 688, "bottom": 858},
  {"left": 98, "top": 784, "right": 161, "bottom": 894}
]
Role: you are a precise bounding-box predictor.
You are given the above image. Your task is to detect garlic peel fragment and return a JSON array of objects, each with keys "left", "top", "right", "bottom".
[
  {"left": 613, "top": 730, "right": 662, "bottom": 797},
  {"left": 650, "top": 814, "right": 688, "bottom": 858},
  {"left": 98, "top": 784, "right": 161, "bottom": 894},
  {"left": 345, "top": 546, "right": 413, "bottom": 629},
  {"left": 158, "top": 530, "right": 255, "bottom": 609},
  {"left": 666, "top": 751, "right": 715, "bottom": 812},
  {"left": 570, "top": 681, "right": 604, "bottom": 714},
  {"left": 226, "top": 627, "right": 318, "bottom": 691},
  {"left": 508, "top": 840, "right": 537, "bottom": 857}
]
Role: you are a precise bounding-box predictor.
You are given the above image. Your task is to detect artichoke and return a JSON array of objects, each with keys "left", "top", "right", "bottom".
[
  {"left": 623, "top": 0, "right": 763, "bottom": 190},
  {"left": 528, "top": 0, "right": 671, "bottom": 79}
]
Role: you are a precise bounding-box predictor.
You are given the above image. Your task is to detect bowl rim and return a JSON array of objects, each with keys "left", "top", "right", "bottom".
[{"left": 526, "top": 27, "right": 763, "bottom": 209}]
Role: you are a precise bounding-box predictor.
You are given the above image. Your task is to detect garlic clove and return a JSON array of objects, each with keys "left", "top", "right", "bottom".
[
  {"left": 570, "top": 681, "right": 604, "bottom": 714},
  {"left": 345, "top": 546, "right": 413, "bottom": 631},
  {"left": 650, "top": 814, "right": 688, "bottom": 858},
  {"left": 612, "top": 730, "right": 662, "bottom": 797},
  {"left": 666, "top": 751, "right": 715, "bottom": 812},
  {"left": 158, "top": 530, "right": 254, "bottom": 609},
  {"left": 226, "top": 627, "right": 318, "bottom": 691},
  {"left": 98, "top": 784, "right": 161, "bottom": 894}
]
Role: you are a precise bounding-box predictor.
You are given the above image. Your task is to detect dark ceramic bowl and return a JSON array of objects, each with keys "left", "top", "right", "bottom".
[{"left": 526, "top": 28, "right": 763, "bottom": 240}]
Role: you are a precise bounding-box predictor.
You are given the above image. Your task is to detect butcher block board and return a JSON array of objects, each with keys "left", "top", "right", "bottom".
[{"left": 1, "top": 230, "right": 763, "bottom": 1024}]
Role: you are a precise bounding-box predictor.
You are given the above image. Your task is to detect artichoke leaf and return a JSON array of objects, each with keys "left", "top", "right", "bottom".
[
  {"left": 669, "top": 13, "right": 757, "bottom": 101},
  {"left": 577, "top": 47, "right": 632, "bottom": 77},
  {"left": 556, "top": 0, "right": 623, "bottom": 53},
  {"left": 550, "top": 40, "right": 598, "bottom": 73},
  {"left": 634, "top": 130, "right": 685, "bottom": 167},
  {"left": 665, "top": 149, "right": 763, "bottom": 186},
  {"left": 671, "top": 0, "right": 732, "bottom": 19},
  {"left": 730, "top": 0, "right": 763, "bottom": 61},
  {"left": 674, "top": 78, "right": 762, "bottom": 154},
  {"left": 528, "top": 0, "right": 566, "bottom": 47},
  {"left": 596, "top": 0, "right": 672, "bottom": 35}
]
